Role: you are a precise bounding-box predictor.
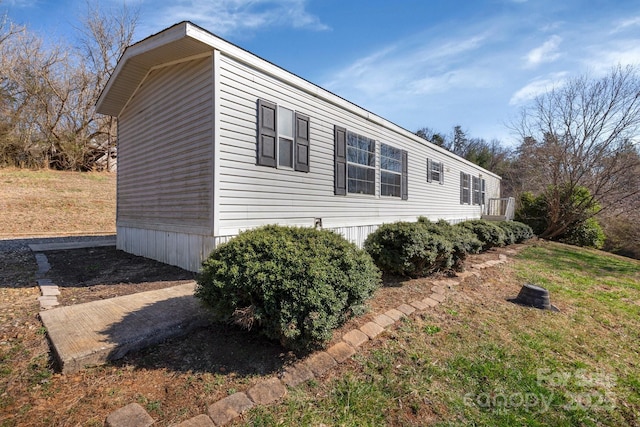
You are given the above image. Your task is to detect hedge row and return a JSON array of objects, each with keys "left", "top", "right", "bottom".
[
  {"left": 196, "top": 220, "right": 532, "bottom": 351},
  {"left": 364, "top": 219, "right": 533, "bottom": 278}
]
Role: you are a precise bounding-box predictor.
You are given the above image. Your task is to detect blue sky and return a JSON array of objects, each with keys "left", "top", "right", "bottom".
[{"left": 4, "top": 0, "right": 640, "bottom": 146}]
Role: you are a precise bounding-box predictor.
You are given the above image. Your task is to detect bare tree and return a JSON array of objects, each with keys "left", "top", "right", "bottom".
[
  {"left": 75, "top": 1, "right": 138, "bottom": 170},
  {"left": 511, "top": 64, "right": 640, "bottom": 239},
  {"left": 0, "top": 3, "right": 137, "bottom": 170}
]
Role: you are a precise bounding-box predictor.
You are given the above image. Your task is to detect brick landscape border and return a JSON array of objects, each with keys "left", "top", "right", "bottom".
[{"left": 102, "top": 255, "right": 510, "bottom": 427}]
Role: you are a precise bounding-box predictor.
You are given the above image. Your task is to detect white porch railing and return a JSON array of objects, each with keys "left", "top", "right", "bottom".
[{"left": 482, "top": 197, "right": 515, "bottom": 221}]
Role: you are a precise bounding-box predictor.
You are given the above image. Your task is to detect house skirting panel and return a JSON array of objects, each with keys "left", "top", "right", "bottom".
[
  {"left": 118, "top": 216, "right": 478, "bottom": 272},
  {"left": 117, "top": 226, "right": 223, "bottom": 272}
]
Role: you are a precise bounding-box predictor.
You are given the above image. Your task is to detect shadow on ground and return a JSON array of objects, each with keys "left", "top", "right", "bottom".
[
  {"left": 105, "top": 297, "right": 299, "bottom": 377},
  {"left": 45, "top": 246, "right": 196, "bottom": 287}
]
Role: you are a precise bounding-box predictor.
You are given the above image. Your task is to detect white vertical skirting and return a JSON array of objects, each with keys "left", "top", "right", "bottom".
[{"left": 118, "top": 217, "right": 477, "bottom": 272}]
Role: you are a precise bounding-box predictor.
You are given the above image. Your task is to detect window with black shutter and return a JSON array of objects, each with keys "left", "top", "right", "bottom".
[
  {"left": 257, "top": 99, "right": 277, "bottom": 167},
  {"left": 334, "top": 127, "right": 408, "bottom": 199},
  {"left": 256, "top": 99, "right": 310, "bottom": 172}
]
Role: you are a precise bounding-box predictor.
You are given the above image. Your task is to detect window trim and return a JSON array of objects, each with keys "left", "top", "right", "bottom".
[
  {"left": 380, "top": 142, "right": 403, "bottom": 198},
  {"left": 472, "top": 176, "right": 481, "bottom": 205},
  {"left": 346, "top": 131, "right": 376, "bottom": 196},
  {"left": 334, "top": 127, "right": 407, "bottom": 200},
  {"left": 460, "top": 172, "right": 471, "bottom": 204},
  {"left": 427, "top": 158, "right": 444, "bottom": 185}
]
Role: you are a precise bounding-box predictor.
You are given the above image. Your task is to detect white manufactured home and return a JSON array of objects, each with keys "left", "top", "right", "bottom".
[{"left": 96, "top": 22, "right": 503, "bottom": 272}]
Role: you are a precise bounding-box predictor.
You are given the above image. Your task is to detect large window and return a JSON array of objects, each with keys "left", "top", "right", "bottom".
[
  {"left": 346, "top": 131, "right": 376, "bottom": 195},
  {"left": 461, "top": 173, "right": 486, "bottom": 205},
  {"left": 380, "top": 143, "right": 402, "bottom": 197},
  {"left": 334, "top": 126, "right": 407, "bottom": 199}
]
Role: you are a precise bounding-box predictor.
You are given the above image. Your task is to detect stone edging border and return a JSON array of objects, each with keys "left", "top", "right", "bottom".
[{"left": 103, "top": 254, "right": 510, "bottom": 427}]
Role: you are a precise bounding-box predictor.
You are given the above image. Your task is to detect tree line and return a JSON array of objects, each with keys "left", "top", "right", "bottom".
[
  {"left": 417, "top": 65, "right": 640, "bottom": 258},
  {"left": 0, "top": 3, "right": 137, "bottom": 171},
  {"left": 2, "top": 6, "right": 639, "bottom": 257}
]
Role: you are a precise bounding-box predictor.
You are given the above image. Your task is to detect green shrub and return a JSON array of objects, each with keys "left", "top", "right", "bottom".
[
  {"left": 196, "top": 225, "right": 381, "bottom": 351},
  {"left": 456, "top": 220, "right": 507, "bottom": 251},
  {"left": 560, "top": 217, "right": 605, "bottom": 249},
  {"left": 417, "top": 218, "right": 482, "bottom": 271},
  {"left": 501, "top": 221, "right": 535, "bottom": 243},
  {"left": 495, "top": 222, "right": 516, "bottom": 245},
  {"left": 515, "top": 191, "right": 547, "bottom": 235},
  {"left": 364, "top": 221, "right": 453, "bottom": 278}
]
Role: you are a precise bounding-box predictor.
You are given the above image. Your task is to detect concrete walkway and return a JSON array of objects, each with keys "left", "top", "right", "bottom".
[
  {"left": 28, "top": 236, "right": 116, "bottom": 252},
  {"left": 39, "top": 282, "right": 211, "bottom": 374}
]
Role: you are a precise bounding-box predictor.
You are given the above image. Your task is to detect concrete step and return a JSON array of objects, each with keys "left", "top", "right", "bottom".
[{"left": 39, "top": 282, "right": 210, "bottom": 374}]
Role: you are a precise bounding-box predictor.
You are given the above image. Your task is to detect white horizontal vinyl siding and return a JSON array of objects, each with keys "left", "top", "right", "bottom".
[
  {"left": 216, "top": 54, "right": 500, "bottom": 235},
  {"left": 118, "top": 56, "right": 214, "bottom": 234}
]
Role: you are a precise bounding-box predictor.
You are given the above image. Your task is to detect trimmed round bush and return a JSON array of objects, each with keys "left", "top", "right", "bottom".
[
  {"left": 456, "top": 220, "right": 507, "bottom": 251},
  {"left": 364, "top": 221, "right": 453, "bottom": 278},
  {"left": 196, "top": 225, "right": 381, "bottom": 351},
  {"left": 496, "top": 221, "right": 534, "bottom": 243},
  {"left": 417, "top": 217, "right": 482, "bottom": 271}
]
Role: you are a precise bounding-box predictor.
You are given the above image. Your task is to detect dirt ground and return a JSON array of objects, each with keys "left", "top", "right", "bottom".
[
  {"left": 0, "top": 241, "right": 525, "bottom": 426},
  {"left": 45, "top": 247, "right": 196, "bottom": 305}
]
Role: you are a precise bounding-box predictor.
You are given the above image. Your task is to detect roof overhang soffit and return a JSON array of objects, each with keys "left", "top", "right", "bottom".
[{"left": 96, "top": 22, "right": 213, "bottom": 117}]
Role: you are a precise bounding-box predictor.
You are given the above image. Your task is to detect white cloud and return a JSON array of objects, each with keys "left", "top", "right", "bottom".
[
  {"left": 144, "top": 0, "right": 328, "bottom": 37},
  {"left": 509, "top": 72, "right": 568, "bottom": 105},
  {"left": 409, "top": 68, "right": 493, "bottom": 95},
  {"left": 524, "top": 35, "right": 562, "bottom": 68},
  {"left": 3, "top": 0, "right": 38, "bottom": 6},
  {"left": 323, "top": 32, "right": 491, "bottom": 100},
  {"left": 577, "top": 36, "right": 640, "bottom": 76},
  {"left": 611, "top": 16, "right": 640, "bottom": 33}
]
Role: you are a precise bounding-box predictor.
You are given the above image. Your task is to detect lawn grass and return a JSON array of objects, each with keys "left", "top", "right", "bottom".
[
  {"left": 0, "top": 168, "right": 116, "bottom": 237},
  {"left": 241, "top": 241, "right": 640, "bottom": 426}
]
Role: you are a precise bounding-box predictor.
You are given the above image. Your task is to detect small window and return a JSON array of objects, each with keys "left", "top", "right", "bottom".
[
  {"left": 347, "top": 132, "right": 376, "bottom": 195},
  {"left": 481, "top": 178, "right": 486, "bottom": 205},
  {"left": 427, "top": 159, "right": 444, "bottom": 184},
  {"left": 257, "top": 99, "right": 310, "bottom": 171},
  {"left": 381, "top": 143, "right": 402, "bottom": 197}
]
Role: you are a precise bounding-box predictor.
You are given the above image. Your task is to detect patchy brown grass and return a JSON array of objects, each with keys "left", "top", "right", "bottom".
[
  {"left": 0, "top": 239, "right": 519, "bottom": 427},
  {"left": 0, "top": 168, "right": 115, "bottom": 237}
]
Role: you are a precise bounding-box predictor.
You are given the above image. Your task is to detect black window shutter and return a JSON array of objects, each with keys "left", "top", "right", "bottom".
[
  {"left": 426, "top": 158, "right": 432, "bottom": 183},
  {"left": 401, "top": 150, "right": 408, "bottom": 200},
  {"left": 294, "top": 113, "right": 310, "bottom": 172},
  {"left": 257, "top": 99, "right": 277, "bottom": 167},
  {"left": 439, "top": 163, "right": 445, "bottom": 185},
  {"left": 334, "top": 126, "right": 347, "bottom": 195}
]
